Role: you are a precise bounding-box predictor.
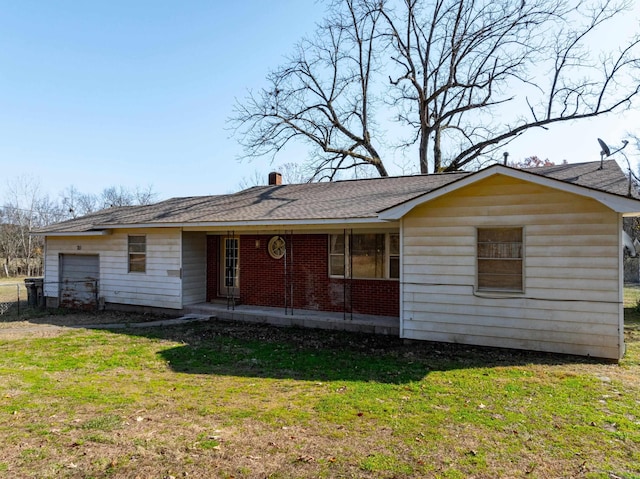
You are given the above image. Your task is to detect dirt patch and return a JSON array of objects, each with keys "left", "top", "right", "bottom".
[
  {"left": 0, "top": 324, "right": 69, "bottom": 339},
  {"left": 0, "top": 310, "right": 179, "bottom": 338}
]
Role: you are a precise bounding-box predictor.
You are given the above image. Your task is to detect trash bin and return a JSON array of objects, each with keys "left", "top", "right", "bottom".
[{"left": 24, "top": 277, "right": 44, "bottom": 308}]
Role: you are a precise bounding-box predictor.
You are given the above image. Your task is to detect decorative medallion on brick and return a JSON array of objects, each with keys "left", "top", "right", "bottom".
[{"left": 268, "top": 236, "right": 286, "bottom": 259}]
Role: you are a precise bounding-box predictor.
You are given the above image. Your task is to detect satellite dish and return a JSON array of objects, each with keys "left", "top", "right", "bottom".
[{"left": 597, "top": 138, "right": 611, "bottom": 157}]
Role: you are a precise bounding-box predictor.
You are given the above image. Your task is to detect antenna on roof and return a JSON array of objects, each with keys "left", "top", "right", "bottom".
[{"left": 597, "top": 138, "right": 629, "bottom": 169}]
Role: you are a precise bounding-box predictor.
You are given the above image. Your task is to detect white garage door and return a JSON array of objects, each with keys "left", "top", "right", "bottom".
[{"left": 59, "top": 254, "right": 99, "bottom": 309}]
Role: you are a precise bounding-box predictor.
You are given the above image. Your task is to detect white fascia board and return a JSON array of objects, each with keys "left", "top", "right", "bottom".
[
  {"left": 379, "top": 165, "right": 640, "bottom": 220},
  {"left": 94, "top": 217, "right": 385, "bottom": 230},
  {"left": 33, "top": 230, "right": 112, "bottom": 237},
  {"left": 184, "top": 223, "right": 400, "bottom": 234}
]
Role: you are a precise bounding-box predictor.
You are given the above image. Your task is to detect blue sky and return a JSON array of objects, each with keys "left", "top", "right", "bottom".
[{"left": 1, "top": 1, "right": 639, "bottom": 202}]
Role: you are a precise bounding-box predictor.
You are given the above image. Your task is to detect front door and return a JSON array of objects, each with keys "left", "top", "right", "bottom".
[{"left": 219, "top": 237, "right": 239, "bottom": 297}]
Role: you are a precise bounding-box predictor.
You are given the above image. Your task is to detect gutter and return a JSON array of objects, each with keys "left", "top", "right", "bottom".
[
  {"left": 87, "top": 217, "right": 386, "bottom": 230},
  {"left": 31, "top": 230, "right": 112, "bottom": 237}
]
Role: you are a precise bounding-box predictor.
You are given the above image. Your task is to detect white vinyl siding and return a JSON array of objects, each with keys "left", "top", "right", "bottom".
[
  {"left": 401, "top": 174, "right": 623, "bottom": 359},
  {"left": 44, "top": 228, "right": 184, "bottom": 309},
  {"left": 182, "top": 232, "right": 206, "bottom": 305}
]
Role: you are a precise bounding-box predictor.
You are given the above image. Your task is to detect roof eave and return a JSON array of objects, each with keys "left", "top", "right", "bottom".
[
  {"left": 32, "top": 230, "right": 112, "bottom": 237},
  {"left": 78, "top": 216, "right": 387, "bottom": 231},
  {"left": 378, "top": 164, "right": 640, "bottom": 220}
]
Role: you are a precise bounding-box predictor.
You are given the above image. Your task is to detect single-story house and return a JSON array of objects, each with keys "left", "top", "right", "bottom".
[{"left": 34, "top": 160, "right": 640, "bottom": 359}]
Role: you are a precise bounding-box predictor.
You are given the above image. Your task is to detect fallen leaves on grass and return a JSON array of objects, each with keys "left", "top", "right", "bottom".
[{"left": 295, "top": 454, "right": 315, "bottom": 463}]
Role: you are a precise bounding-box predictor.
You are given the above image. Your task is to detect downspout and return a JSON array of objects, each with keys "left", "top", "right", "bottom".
[
  {"left": 399, "top": 218, "right": 404, "bottom": 339},
  {"left": 179, "top": 228, "right": 183, "bottom": 310},
  {"left": 618, "top": 215, "right": 626, "bottom": 359},
  {"left": 43, "top": 237, "right": 47, "bottom": 300}
]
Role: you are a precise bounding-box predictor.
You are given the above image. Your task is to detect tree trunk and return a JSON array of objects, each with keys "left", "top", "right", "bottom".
[
  {"left": 433, "top": 128, "right": 442, "bottom": 173},
  {"left": 373, "top": 157, "right": 389, "bottom": 177},
  {"left": 419, "top": 130, "right": 430, "bottom": 174}
]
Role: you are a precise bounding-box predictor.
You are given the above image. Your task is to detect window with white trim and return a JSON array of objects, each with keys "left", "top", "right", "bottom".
[
  {"left": 329, "top": 233, "right": 399, "bottom": 279},
  {"left": 389, "top": 233, "right": 400, "bottom": 279},
  {"left": 128, "top": 235, "right": 146, "bottom": 273},
  {"left": 329, "top": 234, "right": 346, "bottom": 277},
  {"left": 477, "top": 227, "right": 523, "bottom": 291}
]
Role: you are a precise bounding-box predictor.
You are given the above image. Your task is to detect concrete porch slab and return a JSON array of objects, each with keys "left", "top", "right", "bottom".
[{"left": 183, "top": 303, "right": 399, "bottom": 336}]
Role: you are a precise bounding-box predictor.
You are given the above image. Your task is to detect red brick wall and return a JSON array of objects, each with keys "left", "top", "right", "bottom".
[
  {"left": 206, "top": 234, "right": 399, "bottom": 317},
  {"left": 240, "top": 235, "right": 288, "bottom": 308}
]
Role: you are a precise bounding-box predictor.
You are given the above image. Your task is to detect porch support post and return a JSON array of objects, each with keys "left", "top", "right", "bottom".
[
  {"left": 225, "top": 230, "right": 236, "bottom": 311},
  {"left": 289, "top": 230, "right": 294, "bottom": 315},
  {"left": 343, "top": 229, "right": 353, "bottom": 321},
  {"left": 349, "top": 229, "right": 353, "bottom": 321},
  {"left": 283, "top": 231, "right": 288, "bottom": 314}
]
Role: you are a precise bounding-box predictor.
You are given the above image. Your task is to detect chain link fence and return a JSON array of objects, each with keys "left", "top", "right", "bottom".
[
  {"left": 0, "top": 280, "right": 29, "bottom": 318},
  {"left": 0, "top": 279, "right": 99, "bottom": 319}
]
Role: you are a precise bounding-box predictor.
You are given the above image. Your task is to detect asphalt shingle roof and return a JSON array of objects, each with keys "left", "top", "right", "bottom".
[
  {"left": 525, "top": 160, "right": 634, "bottom": 196},
  {"left": 36, "top": 160, "right": 636, "bottom": 234}
]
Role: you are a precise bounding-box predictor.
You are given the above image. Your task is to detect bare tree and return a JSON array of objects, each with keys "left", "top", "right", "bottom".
[
  {"left": 236, "top": 162, "right": 316, "bottom": 190},
  {"left": 133, "top": 185, "right": 158, "bottom": 206},
  {"left": 233, "top": 0, "right": 640, "bottom": 176},
  {"left": 0, "top": 214, "right": 20, "bottom": 277},
  {"left": 237, "top": 169, "right": 267, "bottom": 190},
  {"left": 626, "top": 132, "right": 640, "bottom": 191},
  {"left": 233, "top": 0, "right": 389, "bottom": 180},
  {"left": 99, "top": 185, "right": 157, "bottom": 209},
  {"left": 0, "top": 176, "right": 65, "bottom": 277},
  {"left": 4, "top": 177, "right": 42, "bottom": 277},
  {"left": 508, "top": 156, "right": 567, "bottom": 168},
  {"left": 278, "top": 162, "right": 314, "bottom": 184},
  {"left": 0, "top": 179, "right": 160, "bottom": 277},
  {"left": 62, "top": 184, "right": 158, "bottom": 215},
  {"left": 100, "top": 186, "right": 135, "bottom": 209},
  {"left": 632, "top": 132, "right": 640, "bottom": 160},
  {"left": 60, "top": 185, "right": 99, "bottom": 218}
]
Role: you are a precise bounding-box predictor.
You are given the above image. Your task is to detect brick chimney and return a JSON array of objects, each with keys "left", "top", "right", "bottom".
[{"left": 268, "top": 172, "right": 282, "bottom": 185}]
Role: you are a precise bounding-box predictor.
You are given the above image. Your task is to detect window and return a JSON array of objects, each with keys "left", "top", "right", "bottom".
[
  {"left": 223, "top": 237, "right": 239, "bottom": 288},
  {"left": 329, "top": 233, "right": 398, "bottom": 279},
  {"left": 128, "top": 235, "right": 146, "bottom": 273},
  {"left": 389, "top": 233, "right": 400, "bottom": 279},
  {"left": 477, "top": 227, "right": 523, "bottom": 291},
  {"left": 352, "top": 234, "right": 385, "bottom": 278},
  {"left": 329, "top": 234, "right": 346, "bottom": 277}
]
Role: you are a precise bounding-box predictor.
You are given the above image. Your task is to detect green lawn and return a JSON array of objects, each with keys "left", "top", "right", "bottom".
[{"left": 0, "top": 294, "right": 639, "bottom": 478}]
